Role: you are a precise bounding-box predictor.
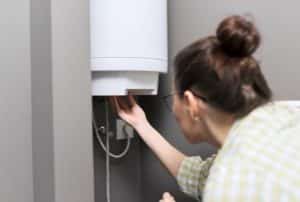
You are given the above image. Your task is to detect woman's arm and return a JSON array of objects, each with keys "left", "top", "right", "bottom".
[
  {"left": 110, "top": 96, "right": 186, "bottom": 177},
  {"left": 135, "top": 120, "right": 186, "bottom": 177},
  {"left": 110, "top": 96, "right": 216, "bottom": 200}
]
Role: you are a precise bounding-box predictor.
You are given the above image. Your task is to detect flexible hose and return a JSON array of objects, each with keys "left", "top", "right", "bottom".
[
  {"left": 93, "top": 117, "right": 131, "bottom": 159},
  {"left": 105, "top": 101, "right": 111, "bottom": 202},
  {"left": 93, "top": 99, "right": 132, "bottom": 202}
]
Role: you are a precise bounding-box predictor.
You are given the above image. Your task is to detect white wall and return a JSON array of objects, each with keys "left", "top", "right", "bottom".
[{"left": 0, "top": 0, "right": 34, "bottom": 202}]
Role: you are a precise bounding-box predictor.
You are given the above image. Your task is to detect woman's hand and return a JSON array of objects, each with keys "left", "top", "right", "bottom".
[
  {"left": 159, "top": 192, "right": 176, "bottom": 202},
  {"left": 110, "top": 95, "right": 148, "bottom": 129}
]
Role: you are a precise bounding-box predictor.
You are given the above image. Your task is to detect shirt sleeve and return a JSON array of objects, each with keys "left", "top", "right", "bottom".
[{"left": 176, "top": 154, "right": 216, "bottom": 200}]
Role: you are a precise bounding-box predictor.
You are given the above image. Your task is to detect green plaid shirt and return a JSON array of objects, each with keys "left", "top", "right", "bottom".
[{"left": 177, "top": 102, "right": 300, "bottom": 202}]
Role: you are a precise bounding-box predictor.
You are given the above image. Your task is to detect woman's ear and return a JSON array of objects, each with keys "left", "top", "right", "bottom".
[{"left": 183, "top": 90, "right": 206, "bottom": 119}]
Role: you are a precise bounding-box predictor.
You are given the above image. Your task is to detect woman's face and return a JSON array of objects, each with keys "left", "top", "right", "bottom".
[{"left": 172, "top": 92, "right": 208, "bottom": 144}]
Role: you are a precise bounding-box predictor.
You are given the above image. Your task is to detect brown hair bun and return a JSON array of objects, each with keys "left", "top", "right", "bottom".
[{"left": 217, "top": 15, "right": 260, "bottom": 57}]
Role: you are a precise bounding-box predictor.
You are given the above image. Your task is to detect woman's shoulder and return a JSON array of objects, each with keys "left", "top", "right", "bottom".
[
  {"left": 252, "top": 101, "right": 300, "bottom": 122},
  {"left": 227, "top": 101, "right": 300, "bottom": 141},
  {"left": 212, "top": 100, "right": 300, "bottom": 179}
]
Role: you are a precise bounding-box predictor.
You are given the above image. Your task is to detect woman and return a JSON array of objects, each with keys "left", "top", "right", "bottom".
[{"left": 111, "top": 15, "right": 300, "bottom": 202}]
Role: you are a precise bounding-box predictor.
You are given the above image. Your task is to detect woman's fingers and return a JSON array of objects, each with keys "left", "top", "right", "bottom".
[
  {"left": 163, "top": 192, "right": 172, "bottom": 199},
  {"left": 108, "top": 97, "right": 117, "bottom": 113},
  {"left": 128, "top": 93, "right": 137, "bottom": 107},
  {"left": 118, "top": 96, "right": 132, "bottom": 111},
  {"left": 160, "top": 192, "right": 176, "bottom": 202},
  {"left": 110, "top": 96, "right": 133, "bottom": 116},
  {"left": 159, "top": 198, "right": 175, "bottom": 202},
  {"left": 163, "top": 192, "right": 170, "bottom": 197},
  {"left": 110, "top": 94, "right": 136, "bottom": 113},
  {"left": 110, "top": 96, "right": 121, "bottom": 114}
]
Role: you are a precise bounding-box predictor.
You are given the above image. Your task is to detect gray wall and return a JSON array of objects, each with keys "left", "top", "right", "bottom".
[
  {"left": 23, "top": 0, "right": 95, "bottom": 201},
  {"left": 51, "top": 0, "right": 94, "bottom": 201},
  {"left": 31, "top": 0, "right": 95, "bottom": 200},
  {"left": 140, "top": 1, "right": 300, "bottom": 202},
  {"left": 0, "top": 1, "right": 34, "bottom": 202},
  {"left": 165, "top": 0, "right": 300, "bottom": 101},
  {"left": 31, "top": 0, "right": 55, "bottom": 201}
]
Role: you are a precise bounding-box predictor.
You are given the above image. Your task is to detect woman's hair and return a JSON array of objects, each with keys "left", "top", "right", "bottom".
[{"left": 174, "top": 15, "right": 272, "bottom": 118}]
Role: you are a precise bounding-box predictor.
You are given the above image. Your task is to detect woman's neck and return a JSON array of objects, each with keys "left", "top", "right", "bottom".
[{"left": 205, "top": 110, "right": 236, "bottom": 148}]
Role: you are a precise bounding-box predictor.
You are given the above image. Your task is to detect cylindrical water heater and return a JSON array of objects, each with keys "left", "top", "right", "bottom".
[{"left": 90, "top": 0, "right": 168, "bottom": 96}]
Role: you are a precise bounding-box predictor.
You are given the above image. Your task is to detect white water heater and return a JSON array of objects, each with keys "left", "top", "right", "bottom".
[{"left": 90, "top": 0, "right": 168, "bottom": 96}]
